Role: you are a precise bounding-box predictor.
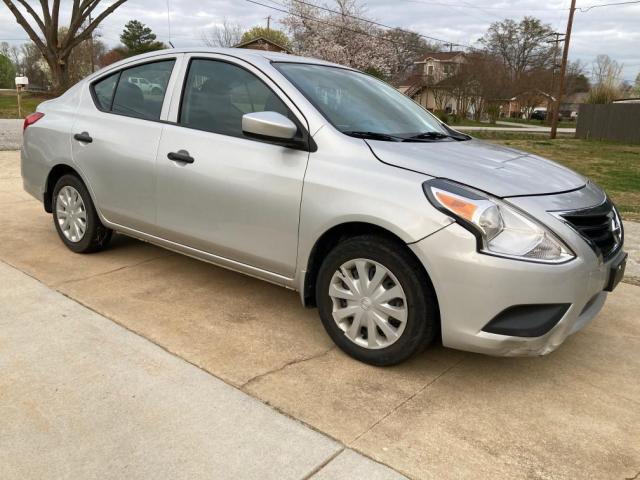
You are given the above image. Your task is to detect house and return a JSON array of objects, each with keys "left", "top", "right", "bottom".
[
  {"left": 234, "top": 36, "right": 291, "bottom": 54},
  {"left": 398, "top": 51, "right": 467, "bottom": 114},
  {"left": 500, "top": 90, "right": 556, "bottom": 119},
  {"left": 560, "top": 92, "right": 588, "bottom": 118}
]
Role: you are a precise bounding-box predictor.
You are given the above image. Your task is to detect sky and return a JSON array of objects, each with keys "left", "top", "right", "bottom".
[{"left": 1, "top": 0, "right": 639, "bottom": 83}]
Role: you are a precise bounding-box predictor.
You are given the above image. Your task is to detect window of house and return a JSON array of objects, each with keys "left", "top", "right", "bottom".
[
  {"left": 179, "top": 59, "right": 292, "bottom": 138},
  {"left": 92, "top": 59, "right": 175, "bottom": 120},
  {"left": 427, "top": 65, "right": 434, "bottom": 75}
]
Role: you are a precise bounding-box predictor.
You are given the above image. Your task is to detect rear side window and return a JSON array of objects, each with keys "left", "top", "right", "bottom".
[
  {"left": 93, "top": 72, "right": 118, "bottom": 110},
  {"left": 92, "top": 59, "right": 175, "bottom": 120},
  {"left": 179, "top": 59, "right": 291, "bottom": 137}
]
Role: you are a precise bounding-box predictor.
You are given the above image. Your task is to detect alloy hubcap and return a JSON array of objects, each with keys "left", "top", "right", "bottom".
[
  {"left": 329, "top": 258, "right": 408, "bottom": 350},
  {"left": 56, "top": 186, "right": 87, "bottom": 243}
]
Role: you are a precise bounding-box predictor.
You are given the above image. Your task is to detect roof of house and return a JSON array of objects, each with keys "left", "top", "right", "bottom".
[
  {"left": 233, "top": 36, "right": 292, "bottom": 53},
  {"left": 562, "top": 92, "right": 589, "bottom": 105},
  {"left": 613, "top": 97, "right": 640, "bottom": 103},
  {"left": 416, "top": 51, "right": 465, "bottom": 62}
]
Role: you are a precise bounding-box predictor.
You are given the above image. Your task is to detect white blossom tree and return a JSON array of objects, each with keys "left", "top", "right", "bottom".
[{"left": 281, "top": 0, "right": 400, "bottom": 78}]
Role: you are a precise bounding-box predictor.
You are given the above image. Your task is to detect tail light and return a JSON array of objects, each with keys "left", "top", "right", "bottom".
[{"left": 23, "top": 112, "right": 45, "bottom": 133}]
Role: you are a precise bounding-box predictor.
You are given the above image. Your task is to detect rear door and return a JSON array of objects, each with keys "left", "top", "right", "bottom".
[
  {"left": 71, "top": 55, "right": 182, "bottom": 232},
  {"left": 155, "top": 55, "right": 311, "bottom": 277}
]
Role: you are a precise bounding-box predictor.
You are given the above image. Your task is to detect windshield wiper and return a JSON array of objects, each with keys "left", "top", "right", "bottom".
[
  {"left": 343, "top": 131, "right": 404, "bottom": 142},
  {"left": 406, "top": 131, "right": 453, "bottom": 141},
  {"left": 407, "top": 130, "right": 471, "bottom": 141}
]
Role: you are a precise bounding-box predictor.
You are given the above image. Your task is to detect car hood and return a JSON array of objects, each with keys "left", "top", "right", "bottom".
[{"left": 366, "top": 138, "right": 586, "bottom": 197}]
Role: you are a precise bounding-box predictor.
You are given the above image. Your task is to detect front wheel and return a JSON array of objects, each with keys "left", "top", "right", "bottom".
[
  {"left": 52, "top": 174, "right": 112, "bottom": 253},
  {"left": 316, "top": 235, "right": 438, "bottom": 366}
]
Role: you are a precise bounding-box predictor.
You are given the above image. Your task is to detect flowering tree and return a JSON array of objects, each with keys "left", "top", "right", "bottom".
[{"left": 281, "top": 0, "right": 400, "bottom": 78}]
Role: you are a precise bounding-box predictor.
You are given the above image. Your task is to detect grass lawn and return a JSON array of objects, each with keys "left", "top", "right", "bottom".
[
  {"left": 500, "top": 117, "right": 577, "bottom": 129},
  {"left": 0, "top": 91, "right": 51, "bottom": 119},
  {"left": 472, "top": 131, "right": 640, "bottom": 221}
]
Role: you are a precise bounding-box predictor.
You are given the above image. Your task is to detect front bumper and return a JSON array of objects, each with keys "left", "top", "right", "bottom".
[{"left": 410, "top": 221, "right": 625, "bottom": 357}]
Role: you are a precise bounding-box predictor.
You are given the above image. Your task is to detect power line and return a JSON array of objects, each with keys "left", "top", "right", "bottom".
[
  {"left": 287, "top": 0, "right": 471, "bottom": 48},
  {"left": 403, "top": 0, "right": 640, "bottom": 12},
  {"left": 245, "top": 0, "right": 471, "bottom": 49},
  {"left": 578, "top": 0, "right": 640, "bottom": 11}
]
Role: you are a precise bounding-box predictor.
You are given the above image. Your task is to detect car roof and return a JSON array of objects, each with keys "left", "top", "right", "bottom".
[
  {"left": 129, "top": 47, "right": 344, "bottom": 68},
  {"left": 87, "top": 47, "right": 355, "bottom": 84}
]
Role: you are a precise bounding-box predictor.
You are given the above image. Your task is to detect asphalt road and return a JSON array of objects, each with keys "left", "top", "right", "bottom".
[{"left": 1, "top": 150, "right": 639, "bottom": 479}]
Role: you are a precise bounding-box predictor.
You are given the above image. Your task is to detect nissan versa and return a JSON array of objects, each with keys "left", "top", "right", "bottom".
[{"left": 21, "top": 48, "right": 626, "bottom": 366}]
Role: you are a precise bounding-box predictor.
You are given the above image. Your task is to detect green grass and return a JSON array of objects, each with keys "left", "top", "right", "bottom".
[
  {"left": 0, "top": 91, "right": 51, "bottom": 118},
  {"left": 471, "top": 131, "right": 640, "bottom": 221},
  {"left": 500, "top": 117, "right": 577, "bottom": 129}
]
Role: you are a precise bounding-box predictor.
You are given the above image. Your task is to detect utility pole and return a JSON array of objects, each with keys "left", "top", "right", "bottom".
[
  {"left": 550, "top": 0, "right": 577, "bottom": 139},
  {"left": 546, "top": 32, "right": 565, "bottom": 125},
  {"left": 88, "top": 12, "right": 95, "bottom": 73},
  {"left": 266, "top": 15, "right": 271, "bottom": 32}
]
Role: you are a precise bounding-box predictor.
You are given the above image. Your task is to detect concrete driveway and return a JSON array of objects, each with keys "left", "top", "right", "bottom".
[{"left": 1, "top": 150, "right": 639, "bottom": 479}]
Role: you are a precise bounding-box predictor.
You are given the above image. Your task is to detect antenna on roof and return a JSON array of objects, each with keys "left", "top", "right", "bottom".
[{"left": 166, "top": 0, "right": 174, "bottom": 48}]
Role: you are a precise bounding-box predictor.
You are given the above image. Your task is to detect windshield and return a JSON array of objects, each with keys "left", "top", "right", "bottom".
[{"left": 274, "top": 62, "right": 448, "bottom": 140}]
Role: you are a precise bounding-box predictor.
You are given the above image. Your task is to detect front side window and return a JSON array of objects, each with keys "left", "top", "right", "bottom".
[
  {"left": 179, "top": 59, "right": 291, "bottom": 137},
  {"left": 275, "top": 63, "right": 447, "bottom": 140},
  {"left": 92, "top": 59, "right": 175, "bottom": 120}
]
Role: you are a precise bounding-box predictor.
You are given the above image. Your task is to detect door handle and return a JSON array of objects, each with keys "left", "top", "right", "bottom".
[
  {"left": 167, "top": 150, "right": 195, "bottom": 164},
  {"left": 74, "top": 132, "right": 92, "bottom": 143}
]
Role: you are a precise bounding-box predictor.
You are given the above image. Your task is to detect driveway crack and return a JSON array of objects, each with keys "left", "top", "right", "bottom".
[
  {"left": 349, "top": 356, "right": 466, "bottom": 445},
  {"left": 241, "top": 346, "right": 335, "bottom": 389},
  {"left": 53, "top": 253, "right": 172, "bottom": 286}
]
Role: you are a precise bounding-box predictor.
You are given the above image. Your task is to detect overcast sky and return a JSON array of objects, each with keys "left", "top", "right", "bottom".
[{"left": 1, "top": 0, "right": 639, "bottom": 83}]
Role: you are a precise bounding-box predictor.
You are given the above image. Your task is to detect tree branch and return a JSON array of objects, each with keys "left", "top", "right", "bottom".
[
  {"left": 15, "top": 0, "right": 46, "bottom": 34},
  {"left": 1, "top": 0, "right": 49, "bottom": 54},
  {"left": 62, "top": 0, "right": 128, "bottom": 56}
]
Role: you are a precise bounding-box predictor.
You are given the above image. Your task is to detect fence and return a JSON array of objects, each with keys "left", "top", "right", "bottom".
[{"left": 576, "top": 103, "right": 640, "bottom": 143}]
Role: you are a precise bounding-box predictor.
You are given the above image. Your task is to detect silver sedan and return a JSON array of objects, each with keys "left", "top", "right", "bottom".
[{"left": 21, "top": 48, "right": 626, "bottom": 365}]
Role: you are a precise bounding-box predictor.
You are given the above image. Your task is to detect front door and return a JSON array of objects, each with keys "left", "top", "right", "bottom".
[{"left": 155, "top": 57, "right": 310, "bottom": 277}]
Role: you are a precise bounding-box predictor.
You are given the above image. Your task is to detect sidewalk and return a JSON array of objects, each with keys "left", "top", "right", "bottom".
[
  {"left": 0, "top": 261, "right": 406, "bottom": 480},
  {"left": 456, "top": 123, "right": 576, "bottom": 134}
]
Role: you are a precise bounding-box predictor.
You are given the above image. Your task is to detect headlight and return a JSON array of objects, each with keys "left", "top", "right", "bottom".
[{"left": 423, "top": 179, "right": 575, "bottom": 264}]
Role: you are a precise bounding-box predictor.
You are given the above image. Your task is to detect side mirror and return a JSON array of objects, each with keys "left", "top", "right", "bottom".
[{"left": 242, "top": 111, "right": 298, "bottom": 141}]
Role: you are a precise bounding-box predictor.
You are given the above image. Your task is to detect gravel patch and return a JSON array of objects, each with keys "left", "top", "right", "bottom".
[{"left": 0, "top": 119, "right": 23, "bottom": 150}]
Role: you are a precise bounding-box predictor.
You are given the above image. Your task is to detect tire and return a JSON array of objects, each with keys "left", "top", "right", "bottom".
[
  {"left": 52, "top": 174, "right": 112, "bottom": 253},
  {"left": 316, "top": 235, "right": 438, "bottom": 366}
]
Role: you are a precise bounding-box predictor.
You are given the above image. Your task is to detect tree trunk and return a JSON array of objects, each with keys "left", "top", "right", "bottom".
[{"left": 47, "top": 55, "right": 71, "bottom": 95}]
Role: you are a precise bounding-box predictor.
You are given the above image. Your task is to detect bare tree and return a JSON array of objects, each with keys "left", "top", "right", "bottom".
[
  {"left": 591, "top": 54, "right": 623, "bottom": 88},
  {"left": 2, "top": 0, "right": 128, "bottom": 93},
  {"left": 478, "top": 17, "right": 555, "bottom": 81},
  {"left": 202, "top": 19, "right": 243, "bottom": 48}
]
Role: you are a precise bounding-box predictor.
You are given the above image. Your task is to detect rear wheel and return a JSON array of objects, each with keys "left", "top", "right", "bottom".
[
  {"left": 52, "top": 174, "right": 112, "bottom": 253},
  {"left": 316, "top": 235, "right": 438, "bottom": 366}
]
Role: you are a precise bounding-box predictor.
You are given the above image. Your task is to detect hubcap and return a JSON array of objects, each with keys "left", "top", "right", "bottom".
[
  {"left": 55, "top": 186, "right": 87, "bottom": 243},
  {"left": 329, "top": 258, "right": 408, "bottom": 349}
]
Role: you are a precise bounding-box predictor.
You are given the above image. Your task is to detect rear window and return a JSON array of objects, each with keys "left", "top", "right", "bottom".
[{"left": 91, "top": 59, "right": 175, "bottom": 120}]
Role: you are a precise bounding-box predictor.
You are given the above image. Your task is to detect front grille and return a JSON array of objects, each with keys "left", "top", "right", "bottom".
[{"left": 560, "top": 199, "right": 623, "bottom": 260}]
